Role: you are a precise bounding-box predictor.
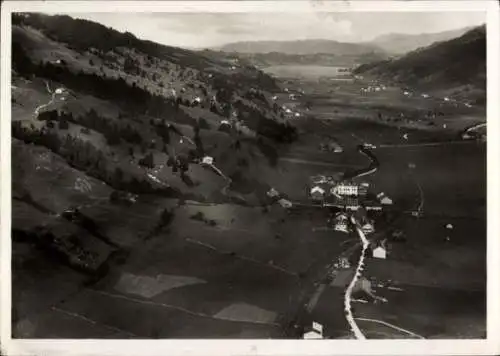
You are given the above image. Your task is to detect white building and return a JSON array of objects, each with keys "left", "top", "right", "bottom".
[
  {"left": 202, "top": 156, "right": 214, "bottom": 165},
  {"left": 336, "top": 183, "right": 359, "bottom": 196},
  {"left": 372, "top": 246, "right": 386, "bottom": 259},
  {"left": 361, "top": 222, "right": 375, "bottom": 234},
  {"left": 380, "top": 196, "right": 393, "bottom": 205},
  {"left": 334, "top": 215, "right": 349, "bottom": 233},
  {"left": 278, "top": 198, "right": 293, "bottom": 209},
  {"left": 303, "top": 321, "right": 323, "bottom": 339},
  {"left": 310, "top": 186, "right": 325, "bottom": 200}
]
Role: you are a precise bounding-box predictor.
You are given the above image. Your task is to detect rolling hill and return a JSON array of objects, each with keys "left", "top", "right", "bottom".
[
  {"left": 354, "top": 25, "right": 486, "bottom": 103},
  {"left": 216, "top": 39, "right": 386, "bottom": 56},
  {"left": 11, "top": 12, "right": 299, "bottom": 280},
  {"left": 367, "top": 26, "right": 476, "bottom": 55}
]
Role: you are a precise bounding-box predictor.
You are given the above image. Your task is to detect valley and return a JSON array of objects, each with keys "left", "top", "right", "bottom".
[{"left": 10, "top": 13, "right": 486, "bottom": 340}]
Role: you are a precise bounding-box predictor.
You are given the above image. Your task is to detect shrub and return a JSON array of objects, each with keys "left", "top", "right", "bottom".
[
  {"left": 58, "top": 119, "right": 69, "bottom": 130},
  {"left": 190, "top": 211, "right": 205, "bottom": 221},
  {"left": 139, "top": 152, "right": 154, "bottom": 168},
  {"left": 198, "top": 118, "right": 210, "bottom": 129}
]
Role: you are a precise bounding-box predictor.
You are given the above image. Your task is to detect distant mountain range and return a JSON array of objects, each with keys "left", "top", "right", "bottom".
[
  {"left": 354, "top": 26, "right": 486, "bottom": 103},
  {"left": 367, "top": 26, "right": 476, "bottom": 55},
  {"left": 212, "top": 26, "right": 479, "bottom": 67},
  {"left": 216, "top": 39, "right": 385, "bottom": 56}
]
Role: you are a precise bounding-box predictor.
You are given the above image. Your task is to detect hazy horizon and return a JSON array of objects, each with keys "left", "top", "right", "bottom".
[{"left": 50, "top": 12, "right": 486, "bottom": 50}]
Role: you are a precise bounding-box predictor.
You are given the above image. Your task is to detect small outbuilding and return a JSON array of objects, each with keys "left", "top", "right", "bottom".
[
  {"left": 278, "top": 198, "right": 293, "bottom": 209},
  {"left": 202, "top": 156, "right": 214, "bottom": 165},
  {"left": 372, "top": 246, "right": 387, "bottom": 259}
]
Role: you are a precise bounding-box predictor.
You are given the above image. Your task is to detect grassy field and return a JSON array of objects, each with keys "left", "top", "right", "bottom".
[{"left": 263, "top": 65, "right": 350, "bottom": 80}]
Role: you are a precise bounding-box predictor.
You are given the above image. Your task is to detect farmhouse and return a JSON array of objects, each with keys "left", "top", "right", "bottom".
[
  {"left": 359, "top": 182, "right": 369, "bottom": 196},
  {"left": 361, "top": 222, "right": 375, "bottom": 234},
  {"left": 372, "top": 245, "right": 387, "bottom": 259},
  {"left": 202, "top": 156, "right": 214, "bottom": 165},
  {"left": 278, "top": 198, "right": 293, "bottom": 209},
  {"left": 380, "top": 196, "right": 393, "bottom": 205},
  {"left": 303, "top": 321, "right": 323, "bottom": 339},
  {"left": 267, "top": 188, "right": 280, "bottom": 198},
  {"left": 320, "top": 140, "right": 343, "bottom": 153},
  {"left": 310, "top": 186, "right": 325, "bottom": 200},
  {"left": 333, "top": 213, "right": 349, "bottom": 233}
]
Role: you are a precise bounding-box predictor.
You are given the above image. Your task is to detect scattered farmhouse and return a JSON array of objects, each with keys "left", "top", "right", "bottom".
[
  {"left": 278, "top": 198, "right": 293, "bottom": 209},
  {"left": 267, "top": 188, "right": 280, "bottom": 198},
  {"left": 319, "top": 140, "right": 343, "bottom": 153},
  {"left": 380, "top": 196, "right": 393, "bottom": 205},
  {"left": 201, "top": 156, "right": 214, "bottom": 165},
  {"left": 303, "top": 321, "right": 323, "bottom": 339},
  {"left": 377, "top": 192, "right": 393, "bottom": 205},
  {"left": 361, "top": 221, "right": 375, "bottom": 234},
  {"left": 333, "top": 213, "right": 349, "bottom": 233},
  {"left": 310, "top": 186, "right": 326, "bottom": 201},
  {"left": 372, "top": 242, "right": 387, "bottom": 260}
]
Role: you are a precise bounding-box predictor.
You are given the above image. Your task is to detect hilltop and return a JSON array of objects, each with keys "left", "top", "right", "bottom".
[{"left": 354, "top": 26, "right": 486, "bottom": 103}]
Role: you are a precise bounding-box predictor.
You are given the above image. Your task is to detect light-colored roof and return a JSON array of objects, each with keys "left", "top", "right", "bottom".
[{"left": 311, "top": 186, "right": 325, "bottom": 195}]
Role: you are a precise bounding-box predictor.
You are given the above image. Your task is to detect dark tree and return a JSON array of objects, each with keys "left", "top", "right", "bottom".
[{"left": 139, "top": 152, "right": 155, "bottom": 168}]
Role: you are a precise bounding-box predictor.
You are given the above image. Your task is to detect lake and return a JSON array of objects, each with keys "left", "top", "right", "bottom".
[{"left": 262, "top": 65, "right": 352, "bottom": 79}]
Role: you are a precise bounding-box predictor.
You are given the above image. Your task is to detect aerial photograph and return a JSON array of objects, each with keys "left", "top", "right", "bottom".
[{"left": 10, "top": 9, "right": 486, "bottom": 339}]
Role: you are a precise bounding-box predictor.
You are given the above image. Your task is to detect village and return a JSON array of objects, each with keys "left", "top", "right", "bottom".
[{"left": 301, "top": 174, "right": 395, "bottom": 339}]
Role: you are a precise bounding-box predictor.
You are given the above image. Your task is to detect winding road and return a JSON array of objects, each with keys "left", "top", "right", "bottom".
[{"left": 344, "top": 217, "right": 370, "bottom": 339}]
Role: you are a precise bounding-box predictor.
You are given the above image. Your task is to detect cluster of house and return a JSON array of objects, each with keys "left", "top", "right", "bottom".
[
  {"left": 360, "top": 84, "right": 386, "bottom": 93},
  {"left": 218, "top": 111, "right": 256, "bottom": 137},
  {"left": 279, "top": 104, "right": 301, "bottom": 119},
  {"left": 309, "top": 180, "right": 371, "bottom": 210},
  {"left": 326, "top": 182, "right": 392, "bottom": 210}
]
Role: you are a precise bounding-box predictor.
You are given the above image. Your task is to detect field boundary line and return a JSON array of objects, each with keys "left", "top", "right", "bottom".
[
  {"left": 354, "top": 317, "right": 425, "bottom": 339},
  {"left": 185, "top": 237, "right": 299, "bottom": 277},
  {"left": 89, "top": 289, "right": 280, "bottom": 327},
  {"left": 51, "top": 306, "right": 139, "bottom": 337}
]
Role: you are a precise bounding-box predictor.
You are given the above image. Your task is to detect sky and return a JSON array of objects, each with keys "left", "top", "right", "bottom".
[{"left": 65, "top": 11, "right": 486, "bottom": 49}]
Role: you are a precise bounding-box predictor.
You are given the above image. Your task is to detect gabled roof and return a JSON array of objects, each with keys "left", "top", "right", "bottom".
[{"left": 311, "top": 186, "right": 325, "bottom": 195}]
